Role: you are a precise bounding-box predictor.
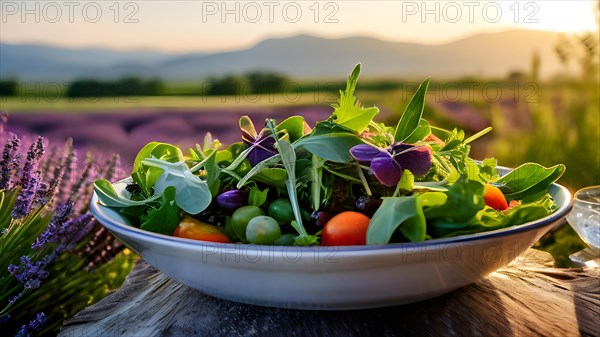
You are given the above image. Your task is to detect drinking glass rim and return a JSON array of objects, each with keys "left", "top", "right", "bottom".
[{"left": 574, "top": 185, "right": 600, "bottom": 206}]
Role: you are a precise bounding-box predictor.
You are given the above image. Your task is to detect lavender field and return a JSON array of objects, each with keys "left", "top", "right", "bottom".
[{"left": 5, "top": 106, "right": 332, "bottom": 165}]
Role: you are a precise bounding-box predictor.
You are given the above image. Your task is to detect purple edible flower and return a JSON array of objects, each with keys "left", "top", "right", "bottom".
[
  {"left": 15, "top": 312, "right": 46, "bottom": 337},
  {"left": 350, "top": 142, "right": 432, "bottom": 187},
  {"left": 239, "top": 116, "right": 277, "bottom": 166}
]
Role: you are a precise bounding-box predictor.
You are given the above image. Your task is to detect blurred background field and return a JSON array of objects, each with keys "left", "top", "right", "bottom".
[{"left": 1, "top": 0, "right": 599, "bottom": 335}]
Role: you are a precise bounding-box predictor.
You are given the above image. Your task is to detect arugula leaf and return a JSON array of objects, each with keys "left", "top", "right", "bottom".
[
  {"left": 494, "top": 163, "right": 565, "bottom": 202},
  {"left": 293, "top": 133, "right": 364, "bottom": 163},
  {"left": 140, "top": 186, "right": 181, "bottom": 235},
  {"left": 94, "top": 179, "right": 160, "bottom": 208},
  {"left": 141, "top": 159, "right": 212, "bottom": 215},
  {"left": 394, "top": 78, "right": 430, "bottom": 142},
  {"left": 330, "top": 64, "right": 379, "bottom": 133}
]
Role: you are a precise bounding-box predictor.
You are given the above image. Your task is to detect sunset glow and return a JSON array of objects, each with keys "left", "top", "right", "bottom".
[{"left": 0, "top": 1, "right": 597, "bottom": 52}]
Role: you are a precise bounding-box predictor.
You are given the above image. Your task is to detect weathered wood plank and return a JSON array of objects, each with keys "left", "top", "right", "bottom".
[{"left": 59, "top": 249, "right": 600, "bottom": 337}]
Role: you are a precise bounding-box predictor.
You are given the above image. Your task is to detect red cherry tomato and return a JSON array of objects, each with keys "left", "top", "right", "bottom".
[
  {"left": 484, "top": 184, "right": 509, "bottom": 211},
  {"left": 321, "top": 211, "right": 370, "bottom": 246},
  {"left": 173, "top": 216, "right": 230, "bottom": 243}
]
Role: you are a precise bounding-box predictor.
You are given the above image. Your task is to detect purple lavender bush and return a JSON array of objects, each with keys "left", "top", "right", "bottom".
[{"left": 0, "top": 115, "right": 136, "bottom": 336}]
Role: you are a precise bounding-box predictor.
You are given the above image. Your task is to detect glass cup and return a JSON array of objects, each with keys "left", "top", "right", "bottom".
[{"left": 567, "top": 186, "right": 600, "bottom": 267}]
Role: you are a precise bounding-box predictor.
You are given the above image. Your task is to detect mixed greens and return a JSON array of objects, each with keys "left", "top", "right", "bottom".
[{"left": 94, "top": 64, "right": 565, "bottom": 246}]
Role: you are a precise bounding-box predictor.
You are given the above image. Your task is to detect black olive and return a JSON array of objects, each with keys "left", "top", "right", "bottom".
[{"left": 354, "top": 195, "right": 382, "bottom": 217}]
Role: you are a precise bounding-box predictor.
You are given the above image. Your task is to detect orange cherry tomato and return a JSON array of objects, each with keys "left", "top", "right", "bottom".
[
  {"left": 321, "top": 211, "right": 370, "bottom": 246},
  {"left": 173, "top": 216, "right": 230, "bottom": 243},
  {"left": 484, "top": 184, "right": 509, "bottom": 211}
]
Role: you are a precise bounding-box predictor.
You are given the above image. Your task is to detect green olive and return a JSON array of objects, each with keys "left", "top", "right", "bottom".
[
  {"left": 268, "top": 199, "right": 295, "bottom": 225},
  {"left": 246, "top": 216, "right": 282, "bottom": 245},
  {"left": 231, "top": 206, "right": 264, "bottom": 242}
]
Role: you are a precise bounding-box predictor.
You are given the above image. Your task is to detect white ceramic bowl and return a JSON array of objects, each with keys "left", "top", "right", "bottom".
[{"left": 90, "top": 178, "right": 572, "bottom": 310}]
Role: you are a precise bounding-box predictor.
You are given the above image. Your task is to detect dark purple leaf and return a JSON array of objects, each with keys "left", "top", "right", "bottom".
[
  {"left": 370, "top": 152, "right": 403, "bottom": 187},
  {"left": 349, "top": 144, "right": 382, "bottom": 163}
]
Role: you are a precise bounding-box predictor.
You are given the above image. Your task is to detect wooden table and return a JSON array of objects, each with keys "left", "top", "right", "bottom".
[{"left": 59, "top": 249, "right": 599, "bottom": 337}]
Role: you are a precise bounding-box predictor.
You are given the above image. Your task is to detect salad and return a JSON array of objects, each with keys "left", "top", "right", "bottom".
[{"left": 94, "top": 64, "right": 565, "bottom": 247}]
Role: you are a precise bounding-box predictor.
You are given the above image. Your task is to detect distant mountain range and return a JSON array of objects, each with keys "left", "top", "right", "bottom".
[{"left": 0, "top": 30, "right": 567, "bottom": 81}]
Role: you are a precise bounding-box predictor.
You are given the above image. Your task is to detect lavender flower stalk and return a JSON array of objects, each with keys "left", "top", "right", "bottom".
[
  {"left": 10, "top": 172, "right": 41, "bottom": 219},
  {"left": 34, "top": 139, "right": 72, "bottom": 207},
  {"left": 15, "top": 312, "right": 46, "bottom": 337},
  {"left": 31, "top": 202, "right": 74, "bottom": 251},
  {"left": 0, "top": 135, "right": 21, "bottom": 190},
  {"left": 10, "top": 137, "right": 45, "bottom": 219},
  {"left": 19, "top": 137, "right": 44, "bottom": 190},
  {"left": 7, "top": 257, "right": 49, "bottom": 290}
]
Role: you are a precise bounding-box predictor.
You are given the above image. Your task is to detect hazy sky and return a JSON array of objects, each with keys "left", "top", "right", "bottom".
[{"left": 1, "top": 1, "right": 597, "bottom": 52}]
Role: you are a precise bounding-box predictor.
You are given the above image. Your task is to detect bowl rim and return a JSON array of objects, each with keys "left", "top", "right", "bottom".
[{"left": 90, "top": 170, "right": 573, "bottom": 254}]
